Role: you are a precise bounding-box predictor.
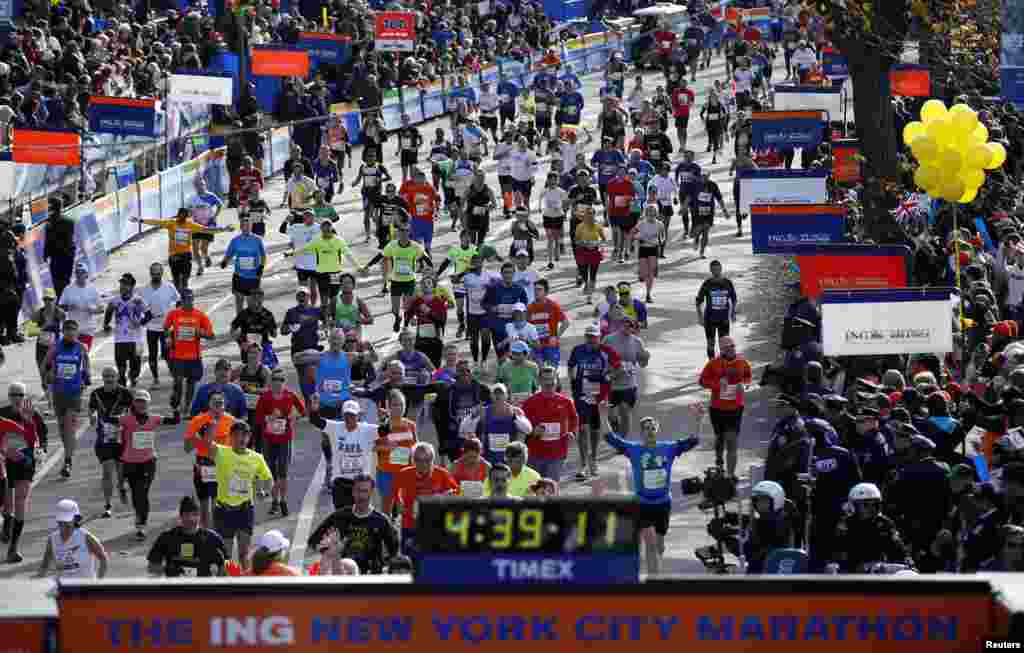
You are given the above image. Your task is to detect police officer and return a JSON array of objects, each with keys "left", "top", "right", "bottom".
[
  {"left": 848, "top": 406, "right": 892, "bottom": 487},
  {"left": 827, "top": 483, "right": 913, "bottom": 573},
  {"left": 765, "top": 394, "right": 811, "bottom": 502},
  {"left": 960, "top": 481, "right": 1005, "bottom": 572},
  {"left": 804, "top": 417, "right": 861, "bottom": 571},
  {"left": 742, "top": 481, "right": 799, "bottom": 573},
  {"left": 886, "top": 431, "right": 951, "bottom": 571}
]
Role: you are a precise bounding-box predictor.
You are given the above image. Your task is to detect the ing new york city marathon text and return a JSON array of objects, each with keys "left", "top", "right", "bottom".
[{"left": 98, "top": 613, "right": 964, "bottom": 646}]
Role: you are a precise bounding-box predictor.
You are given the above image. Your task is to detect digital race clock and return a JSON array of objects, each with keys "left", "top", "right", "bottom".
[{"left": 414, "top": 497, "right": 640, "bottom": 585}]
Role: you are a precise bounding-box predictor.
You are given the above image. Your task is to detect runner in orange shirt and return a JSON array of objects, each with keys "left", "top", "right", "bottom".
[
  {"left": 163, "top": 289, "right": 215, "bottom": 419},
  {"left": 135, "top": 208, "right": 231, "bottom": 293},
  {"left": 183, "top": 391, "right": 237, "bottom": 529},
  {"left": 451, "top": 437, "right": 490, "bottom": 498},
  {"left": 528, "top": 279, "right": 571, "bottom": 367},
  {"left": 399, "top": 169, "right": 441, "bottom": 252},
  {"left": 389, "top": 442, "right": 457, "bottom": 561},
  {"left": 698, "top": 336, "right": 752, "bottom": 480},
  {"left": 375, "top": 389, "right": 418, "bottom": 508}
]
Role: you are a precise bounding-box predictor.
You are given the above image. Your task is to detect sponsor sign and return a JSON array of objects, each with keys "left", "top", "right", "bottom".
[
  {"left": 1002, "top": 0, "right": 1024, "bottom": 107},
  {"left": 58, "top": 579, "right": 995, "bottom": 651},
  {"left": 375, "top": 11, "right": 416, "bottom": 52},
  {"left": 890, "top": 64, "right": 930, "bottom": 97},
  {"left": 168, "top": 73, "right": 235, "bottom": 106},
  {"left": 821, "top": 50, "right": 848, "bottom": 79},
  {"left": 738, "top": 169, "right": 829, "bottom": 215},
  {"left": 832, "top": 140, "right": 862, "bottom": 184},
  {"left": 750, "top": 204, "right": 846, "bottom": 254},
  {"left": 821, "top": 288, "right": 955, "bottom": 356},
  {"left": 88, "top": 96, "right": 158, "bottom": 137},
  {"left": 750, "top": 111, "right": 825, "bottom": 149},
  {"left": 296, "top": 32, "right": 352, "bottom": 67},
  {"left": 11, "top": 128, "right": 81, "bottom": 166},
  {"left": 795, "top": 244, "right": 910, "bottom": 299},
  {"left": 251, "top": 47, "right": 311, "bottom": 77},
  {"left": 773, "top": 85, "right": 843, "bottom": 116}
]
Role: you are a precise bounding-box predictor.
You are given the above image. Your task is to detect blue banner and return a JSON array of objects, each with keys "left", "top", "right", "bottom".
[
  {"left": 750, "top": 206, "right": 847, "bottom": 255},
  {"left": 750, "top": 112, "right": 825, "bottom": 149},
  {"left": 1003, "top": 0, "right": 1024, "bottom": 106},
  {"left": 821, "top": 51, "right": 848, "bottom": 78},
  {"left": 296, "top": 32, "right": 352, "bottom": 68},
  {"left": 820, "top": 287, "right": 955, "bottom": 304},
  {"left": 115, "top": 162, "right": 135, "bottom": 189},
  {"left": 416, "top": 554, "right": 639, "bottom": 585},
  {"left": 88, "top": 97, "right": 157, "bottom": 137}
]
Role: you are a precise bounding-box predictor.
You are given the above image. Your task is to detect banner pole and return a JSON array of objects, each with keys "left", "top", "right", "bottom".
[{"left": 953, "top": 203, "right": 966, "bottom": 384}]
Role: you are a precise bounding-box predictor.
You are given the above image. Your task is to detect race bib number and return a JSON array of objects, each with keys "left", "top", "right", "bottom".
[
  {"left": 415, "top": 198, "right": 429, "bottom": 214},
  {"left": 545, "top": 196, "right": 562, "bottom": 211},
  {"left": 390, "top": 446, "right": 411, "bottom": 466},
  {"left": 711, "top": 292, "right": 728, "bottom": 309},
  {"left": 199, "top": 465, "right": 217, "bottom": 483},
  {"left": 403, "top": 374, "right": 420, "bottom": 386},
  {"left": 245, "top": 394, "right": 260, "bottom": 409},
  {"left": 643, "top": 468, "right": 667, "bottom": 489},
  {"left": 323, "top": 380, "right": 343, "bottom": 393},
  {"left": 179, "top": 543, "right": 195, "bottom": 560},
  {"left": 622, "top": 361, "right": 639, "bottom": 380},
  {"left": 132, "top": 431, "right": 156, "bottom": 450},
  {"left": 269, "top": 418, "right": 286, "bottom": 435},
  {"left": 535, "top": 324, "right": 550, "bottom": 338},
  {"left": 720, "top": 383, "right": 738, "bottom": 400},
  {"left": 541, "top": 422, "right": 561, "bottom": 441},
  {"left": 175, "top": 229, "right": 190, "bottom": 244},
  {"left": 535, "top": 101, "right": 548, "bottom": 113},
  {"left": 418, "top": 323, "right": 437, "bottom": 339},
  {"left": 6, "top": 434, "right": 28, "bottom": 451},
  {"left": 329, "top": 272, "right": 343, "bottom": 285},
  {"left": 177, "top": 326, "right": 196, "bottom": 340},
  {"left": 58, "top": 551, "right": 80, "bottom": 573},
  {"left": 511, "top": 392, "right": 530, "bottom": 405},
  {"left": 698, "top": 192, "right": 712, "bottom": 202},
  {"left": 340, "top": 454, "right": 363, "bottom": 475},
  {"left": 469, "top": 288, "right": 486, "bottom": 306},
  {"left": 609, "top": 72, "right": 623, "bottom": 81},
  {"left": 582, "top": 380, "right": 600, "bottom": 401},
  {"left": 488, "top": 432, "right": 510, "bottom": 452},
  {"left": 461, "top": 480, "right": 484, "bottom": 498},
  {"left": 396, "top": 259, "right": 414, "bottom": 277},
  {"left": 318, "top": 177, "right": 331, "bottom": 189},
  {"left": 474, "top": 206, "right": 486, "bottom": 215},
  {"left": 179, "top": 567, "right": 197, "bottom": 578},
  {"left": 39, "top": 332, "right": 55, "bottom": 346},
  {"left": 228, "top": 474, "right": 250, "bottom": 498},
  {"left": 58, "top": 363, "right": 77, "bottom": 379}
]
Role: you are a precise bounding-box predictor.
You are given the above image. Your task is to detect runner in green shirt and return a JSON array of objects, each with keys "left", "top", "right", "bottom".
[
  {"left": 496, "top": 340, "right": 540, "bottom": 406},
  {"left": 377, "top": 225, "right": 432, "bottom": 333},
  {"left": 436, "top": 229, "right": 478, "bottom": 338},
  {"left": 300, "top": 220, "right": 363, "bottom": 324}
]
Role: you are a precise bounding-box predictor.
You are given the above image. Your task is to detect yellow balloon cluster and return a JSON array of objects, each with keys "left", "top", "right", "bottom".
[{"left": 904, "top": 100, "right": 1006, "bottom": 204}]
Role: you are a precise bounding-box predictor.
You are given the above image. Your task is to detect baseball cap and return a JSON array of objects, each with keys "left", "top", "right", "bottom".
[
  {"left": 55, "top": 499, "right": 80, "bottom": 524},
  {"left": 491, "top": 382, "right": 508, "bottom": 395},
  {"left": 515, "top": 249, "right": 530, "bottom": 258},
  {"left": 585, "top": 323, "right": 601, "bottom": 336},
  {"left": 342, "top": 400, "right": 361, "bottom": 415},
  {"left": 256, "top": 529, "right": 290, "bottom": 554},
  {"left": 321, "top": 219, "right": 335, "bottom": 228},
  {"left": 134, "top": 389, "right": 152, "bottom": 402},
  {"left": 512, "top": 302, "right": 527, "bottom": 312},
  {"left": 510, "top": 340, "right": 529, "bottom": 353}
]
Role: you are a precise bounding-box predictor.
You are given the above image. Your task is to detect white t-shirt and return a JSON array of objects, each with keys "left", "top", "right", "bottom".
[
  {"left": 323, "top": 420, "right": 378, "bottom": 480},
  {"left": 59, "top": 284, "right": 101, "bottom": 336},
  {"left": 513, "top": 269, "right": 539, "bottom": 304},
  {"left": 509, "top": 149, "right": 537, "bottom": 182},
  {"left": 139, "top": 283, "right": 181, "bottom": 333},
  {"left": 734, "top": 69, "right": 754, "bottom": 93},
  {"left": 649, "top": 175, "right": 677, "bottom": 204},
  {"left": 479, "top": 91, "right": 500, "bottom": 113},
  {"left": 288, "top": 222, "right": 321, "bottom": 272},
  {"left": 541, "top": 187, "right": 569, "bottom": 218}
]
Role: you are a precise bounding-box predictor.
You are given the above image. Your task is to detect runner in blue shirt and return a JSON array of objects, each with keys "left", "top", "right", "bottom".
[
  {"left": 481, "top": 262, "right": 529, "bottom": 360},
  {"left": 189, "top": 177, "right": 224, "bottom": 275},
  {"left": 220, "top": 217, "right": 267, "bottom": 317},
  {"left": 280, "top": 288, "right": 324, "bottom": 400},
  {"left": 556, "top": 85, "right": 585, "bottom": 128},
  {"left": 606, "top": 416, "right": 699, "bottom": 575},
  {"left": 497, "top": 78, "right": 521, "bottom": 132},
  {"left": 674, "top": 151, "right": 702, "bottom": 238}
]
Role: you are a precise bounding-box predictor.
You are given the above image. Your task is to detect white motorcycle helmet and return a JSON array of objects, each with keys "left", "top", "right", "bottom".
[
  {"left": 751, "top": 480, "right": 785, "bottom": 513},
  {"left": 848, "top": 482, "right": 882, "bottom": 503}
]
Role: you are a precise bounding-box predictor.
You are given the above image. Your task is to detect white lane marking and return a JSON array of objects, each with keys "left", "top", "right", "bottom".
[{"left": 288, "top": 456, "right": 326, "bottom": 568}]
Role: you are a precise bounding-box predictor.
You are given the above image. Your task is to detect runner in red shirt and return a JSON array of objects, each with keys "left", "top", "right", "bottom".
[
  {"left": 527, "top": 279, "right": 571, "bottom": 367},
  {"left": 654, "top": 28, "right": 676, "bottom": 68},
  {"left": 698, "top": 336, "right": 752, "bottom": 480},
  {"left": 521, "top": 365, "right": 579, "bottom": 482},
  {"left": 254, "top": 369, "right": 306, "bottom": 517},
  {"left": 671, "top": 79, "right": 696, "bottom": 150},
  {"left": 451, "top": 437, "right": 490, "bottom": 498},
  {"left": 605, "top": 169, "right": 636, "bottom": 263},
  {"left": 399, "top": 170, "right": 441, "bottom": 251}
]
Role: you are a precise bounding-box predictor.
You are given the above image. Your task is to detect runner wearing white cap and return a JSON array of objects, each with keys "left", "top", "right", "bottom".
[
  {"left": 309, "top": 397, "right": 380, "bottom": 511},
  {"left": 249, "top": 529, "right": 301, "bottom": 576},
  {"left": 36, "top": 499, "right": 108, "bottom": 578}
]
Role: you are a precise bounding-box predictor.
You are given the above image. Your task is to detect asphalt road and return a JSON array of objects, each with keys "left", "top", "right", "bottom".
[{"left": 0, "top": 48, "right": 794, "bottom": 579}]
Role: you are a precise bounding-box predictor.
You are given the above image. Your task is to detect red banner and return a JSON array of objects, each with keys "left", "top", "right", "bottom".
[
  {"left": 12, "top": 129, "right": 81, "bottom": 166},
  {"left": 832, "top": 139, "right": 862, "bottom": 184},
  {"left": 251, "top": 48, "right": 310, "bottom": 77},
  {"left": 375, "top": 11, "right": 417, "bottom": 52},
  {"left": 890, "top": 66, "right": 931, "bottom": 97},
  {"left": 797, "top": 245, "right": 909, "bottom": 298}
]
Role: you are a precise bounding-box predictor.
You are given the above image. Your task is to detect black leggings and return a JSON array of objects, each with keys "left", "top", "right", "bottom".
[
  {"left": 581, "top": 263, "right": 600, "bottom": 287},
  {"left": 115, "top": 342, "right": 142, "bottom": 386},
  {"left": 146, "top": 331, "right": 169, "bottom": 379},
  {"left": 123, "top": 459, "right": 155, "bottom": 526},
  {"left": 466, "top": 315, "right": 492, "bottom": 363}
]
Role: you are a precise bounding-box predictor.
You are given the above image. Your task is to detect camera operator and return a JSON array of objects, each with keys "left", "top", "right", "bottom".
[
  {"left": 742, "top": 481, "right": 800, "bottom": 574},
  {"left": 826, "top": 483, "right": 913, "bottom": 574}
]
